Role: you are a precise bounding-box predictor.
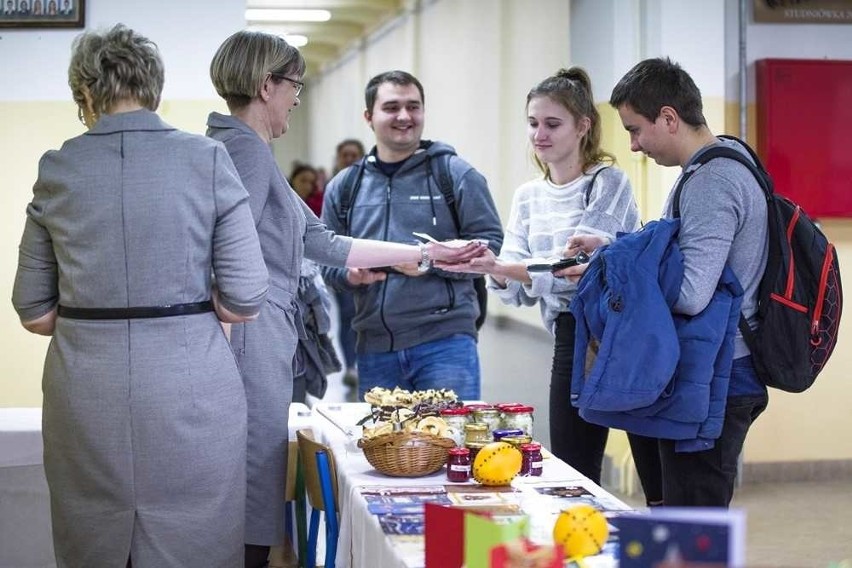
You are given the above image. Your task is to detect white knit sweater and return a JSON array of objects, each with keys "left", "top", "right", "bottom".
[{"left": 490, "top": 164, "right": 640, "bottom": 335}]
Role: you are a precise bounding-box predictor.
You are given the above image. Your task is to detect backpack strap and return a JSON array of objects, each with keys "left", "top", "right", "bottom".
[
  {"left": 336, "top": 157, "right": 368, "bottom": 236},
  {"left": 672, "top": 144, "right": 772, "bottom": 219},
  {"left": 585, "top": 165, "right": 610, "bottom": 207},
  {"left": 428, "top": 152, "right": 461, "bottom": 232},
  {"left": 671, "top": 139, "right": 773, "bottom": 349}
]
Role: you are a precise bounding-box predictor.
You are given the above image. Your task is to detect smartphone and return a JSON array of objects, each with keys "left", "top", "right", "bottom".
[
  {"left": 527, "top": 251, "right": 590, "bottom": 272},
  {"left": 370, "top": 266, "right": 402, "bottom": 274}
]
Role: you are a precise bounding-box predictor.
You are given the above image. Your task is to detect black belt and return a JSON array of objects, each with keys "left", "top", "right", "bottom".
[{"left": 57, "top": 301, "right": 214, "bottom": 320}]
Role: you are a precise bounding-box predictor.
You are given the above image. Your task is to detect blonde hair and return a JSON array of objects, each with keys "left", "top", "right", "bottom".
[
  {"left": 527, "top": 67, "right": 615, "bottom": 179},
  {"left": 68, "top": 24, "right": 164, "bottom": 115},
  {"left": 210, "top": 30, "right": 306, "bottom": 110}
]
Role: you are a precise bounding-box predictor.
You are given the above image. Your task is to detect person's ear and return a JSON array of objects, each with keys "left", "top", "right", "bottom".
[
  {"left": 659, "top": 106, "right": 679, "bottom": 132},
  {"left": 260, "top": 73, "right": 273, "bottom": 102},
  {"left": 577, "top": 116, "right": 591, "bottom": 139},
  {"left": 80, "top": 86, "right": 97, "bottom": 128},
  {"left": 363, "top": 108, "right": 373, "bottom": 129}
]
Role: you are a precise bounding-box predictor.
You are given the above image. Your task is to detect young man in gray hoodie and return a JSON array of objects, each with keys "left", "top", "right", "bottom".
[{"left": 322, "top": 70, "right": 504, "bottom": 401}]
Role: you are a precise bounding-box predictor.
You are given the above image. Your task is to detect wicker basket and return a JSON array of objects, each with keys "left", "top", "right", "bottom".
[{"left": 358, "top": 431, "right": 456, "bottom": 477}]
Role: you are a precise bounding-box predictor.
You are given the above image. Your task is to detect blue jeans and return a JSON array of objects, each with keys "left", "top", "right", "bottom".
[{"left": 356, "top": 334, "right": 481, "bottom": 401}]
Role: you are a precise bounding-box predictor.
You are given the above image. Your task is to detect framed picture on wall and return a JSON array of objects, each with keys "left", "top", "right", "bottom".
[{"left": 0, "top": 0, "right": 84, "bottom": 28}]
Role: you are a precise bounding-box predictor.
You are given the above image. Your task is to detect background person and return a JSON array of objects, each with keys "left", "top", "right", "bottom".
[
  {"left": 289, "top": 162, "right": 322, "bottom": 216},
  {"left": 11, "top": 24, "right": 269, "bottom": 567},
  {"left": 330, "top": 138, "right": 366, "bottom": 392},
  {"left": 207, "top": 31, "right": 486, "bottom": 568},
  {"left": 436, "top": 68, "right": 662, "bottom": 504}
]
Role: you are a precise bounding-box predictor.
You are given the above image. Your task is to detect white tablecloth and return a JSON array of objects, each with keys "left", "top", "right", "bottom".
[{"left": 312, "top": 403, "right": 629, "bottom": 568}]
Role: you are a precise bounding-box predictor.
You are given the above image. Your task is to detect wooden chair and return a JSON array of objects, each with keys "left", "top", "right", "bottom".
[
  {"left": 269, "top": 441, "right": 306, "bottom": 568},
  {"left": 296, "top": 429, "right": 339, "bottom": 568}
]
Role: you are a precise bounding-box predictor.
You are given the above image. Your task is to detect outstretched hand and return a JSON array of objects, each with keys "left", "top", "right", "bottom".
[
  {"left": 433, "top": 247, "right": 496, "bottom": 274},
  {"left": 554, "top": 234, "right": 609, "bottom": 281},
  {"left": 426, "top": 239, "right": 489, "bottom": 264},
  {"left": 347, "top": 267, "right": 387, "bottom": 286}
]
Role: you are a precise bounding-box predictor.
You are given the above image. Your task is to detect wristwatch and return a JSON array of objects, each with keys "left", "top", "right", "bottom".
[{"left": 417, "top": 243, "right": 432, "bottom": 273}]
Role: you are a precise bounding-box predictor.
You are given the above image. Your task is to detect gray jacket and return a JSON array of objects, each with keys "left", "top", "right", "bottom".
[{"left": 322, "top": 140, "right": 503, "bottom": 353}]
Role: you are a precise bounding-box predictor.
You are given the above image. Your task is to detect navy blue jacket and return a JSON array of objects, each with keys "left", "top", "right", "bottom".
[{"left": 569, "top": 219, "right": 743, "bottom": 452}]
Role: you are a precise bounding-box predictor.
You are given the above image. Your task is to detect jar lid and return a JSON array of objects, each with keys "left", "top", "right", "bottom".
[
  {"left": 464, "top": 404, "right": 495, "bottom": 411},
  {"left": 449, "top": 447, "right": 470, "bottom": 456},
  {"left": 464, "top": 423, "right": 488, "bottom": 431},
  {"left": 520, "top": 442, "right": 542, "bottom": 451},
  {"left": 492, "top": 428, "right": 524, "bottom": 437},
  {"left": 440, "top": 407, "right": 470, "bottom": 416},
  {"left": 494, "top": 402, "right": 523, "bottom": 410},
  {"left": 465, "top": 442, "right": 487, "bottom": 449},
  {"left": 503, "top": 405, "right": 534, "bottom": 413}
]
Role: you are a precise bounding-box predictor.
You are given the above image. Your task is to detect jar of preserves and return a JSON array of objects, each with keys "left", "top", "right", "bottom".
[
  {"left": 520, "top": 442, "right": 543, "bottom": 476},
  {"left": 440, "top": 407, "right": 470, "bottom": 447},
  {"left": 499, "top": 434, "right": 532, "bottom": 449},
  {"left": 470, "top": 406, "right": 502, "bottom": 435},
  {"left": 465, "top": 442, "right": 486, "bottom": 464},
  {"left": 464, "top": 422, "right": 490, "bottom": 445},
  {"left": 501, "top": 405, "right": 534, "bottom": 437},
  {"left": 492, "top": 428, "right": 524, "bottom": 442},
  {"left": 446, "top": 447, "right": 471, "bottom": 482}
]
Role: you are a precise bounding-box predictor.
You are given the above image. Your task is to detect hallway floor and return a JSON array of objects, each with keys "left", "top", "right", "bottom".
[{"left": 320, "top": 310, "right": 852, "bottom": 567}]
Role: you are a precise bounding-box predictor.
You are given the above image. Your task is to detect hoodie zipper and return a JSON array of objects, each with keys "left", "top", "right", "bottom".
[{"left": 379, "top": 179, "right": 394, "bottom": 350}]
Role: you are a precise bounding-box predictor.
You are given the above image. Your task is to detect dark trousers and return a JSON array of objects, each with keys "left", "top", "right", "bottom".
[
  {"left": 659, "top": 358, "right": 768, "bottom": 507},
  {"left": 245, "top": 544, "right": 270, "bottom": 568},
  {"left": 550, "top": 312, "right": 663, "bottom": 504}
]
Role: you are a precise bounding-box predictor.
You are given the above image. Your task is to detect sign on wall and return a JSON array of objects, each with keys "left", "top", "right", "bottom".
[{"left": 754, "top": 0, "right": 852, "bottom": 23}]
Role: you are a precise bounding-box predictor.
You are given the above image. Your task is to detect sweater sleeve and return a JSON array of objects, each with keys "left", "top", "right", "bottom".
[{"left": 672, "top": 168, "right": 743, "bottom": 316}]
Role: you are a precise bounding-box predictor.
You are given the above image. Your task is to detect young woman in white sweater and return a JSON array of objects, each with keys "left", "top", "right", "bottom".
[{"left": 439, "top": 67, "right": 663, "bottom": 503}]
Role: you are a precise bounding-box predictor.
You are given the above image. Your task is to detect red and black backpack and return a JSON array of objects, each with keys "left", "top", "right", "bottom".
[{"left": 673, "top": 135, "right": 842, "bottom": 393}]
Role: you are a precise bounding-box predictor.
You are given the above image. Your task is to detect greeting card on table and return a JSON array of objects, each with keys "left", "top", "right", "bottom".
[
  {"left": 365, "top": 492, "right": 453, "bottom": 515},
  {"left": 424, "top": 502, "right": 466, "bottom": 568},
  {"left": 377, "top": 513, "right": 426, "bottom": 536},
  {"left": 490, "top": 538, "right": 563, "bottom": 568},
  {"left": 614, "top": 508, "right": 745, "bottom": 567},
  {"left": 464, "top": 511, "right": 529, "bottom": 568}
]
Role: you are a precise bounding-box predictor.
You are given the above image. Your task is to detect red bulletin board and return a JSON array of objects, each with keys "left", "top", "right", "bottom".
[{"left": 755, "top": 58, "right": 852, "bottom": 219}]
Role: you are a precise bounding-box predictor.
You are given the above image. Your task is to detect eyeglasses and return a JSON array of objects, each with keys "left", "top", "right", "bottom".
[{"left": 269, "top": 73, "right": 304, "bottom": 96}]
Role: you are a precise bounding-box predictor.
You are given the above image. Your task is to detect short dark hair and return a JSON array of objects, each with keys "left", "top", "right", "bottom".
[
  {"left": 364, "top": 70, "right": 424, "bottom": 114},
  {"left": 336, "top": 138, "right": 364, "bottom": 156},
  {"left": 609, "top": 57, "right": 707, "bottom": 128}
]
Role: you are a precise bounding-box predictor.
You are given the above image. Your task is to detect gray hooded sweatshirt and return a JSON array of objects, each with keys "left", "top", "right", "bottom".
[{"left": 321, "top": 140, "right": 504, "bottom": 353}]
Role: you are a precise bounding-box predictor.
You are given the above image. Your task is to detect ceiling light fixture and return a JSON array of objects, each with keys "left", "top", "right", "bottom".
[
  {"left": 245, "top": 9, "right": 331, "bottom": 22},
  {"left": 245, "top": 25, "right": 309, "bottom": 47}
]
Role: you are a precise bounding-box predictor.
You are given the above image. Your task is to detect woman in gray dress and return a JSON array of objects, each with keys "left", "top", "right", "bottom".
[
  {"left": 12, "top": 25, "right": 269, "bottom": 568},
  {"left": 207, "top": 30, "right": 487, "bottom": 567}
]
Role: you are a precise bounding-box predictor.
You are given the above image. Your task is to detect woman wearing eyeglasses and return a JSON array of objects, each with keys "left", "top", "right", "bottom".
[{"left": 207, "top": 31, "right": 487, "bottom": 568}]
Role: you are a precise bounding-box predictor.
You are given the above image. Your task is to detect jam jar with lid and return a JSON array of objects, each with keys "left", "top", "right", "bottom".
[
  {"left": 501, "top": 405, "right": 534, "bottom": 437},
  {"left": 446, "top": 447, "right": 471, "bottom": 482},
  {"left": 519, "top": 442, "right": 543, "bottom": 476},
  {"left": 469, "top": 405, "right": 501, "bottom": 435},
  {"left": 464, "top": 422, "right": 490, "bottom": 445},
  {"left": 492, "top": 428, "right": 524, "bottom": 442},
  {"left": 440, "top": 407, "right": 470, "bottom": 447}
]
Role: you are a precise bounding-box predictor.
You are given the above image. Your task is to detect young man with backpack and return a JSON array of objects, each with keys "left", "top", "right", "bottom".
[
  {"left": 321, "top": 70, "right": 503, "bottom": 401},
  {"left": 566, "top": 57, "right": 770, "bottom": 507}
]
